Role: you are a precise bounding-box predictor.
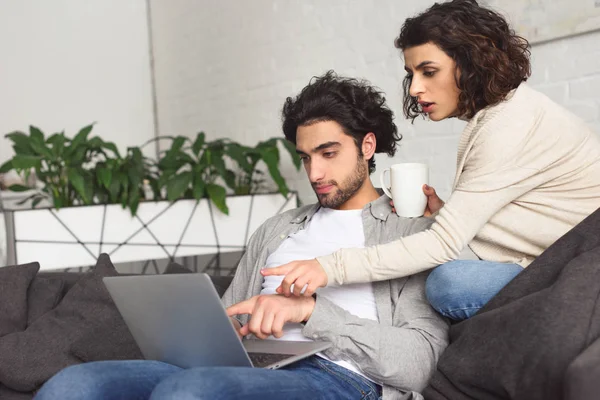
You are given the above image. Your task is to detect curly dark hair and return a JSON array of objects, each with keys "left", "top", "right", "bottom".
[
  {"left": 395, "top": 0, "right": 531, "bottom": 120},
  {"left": 282, "top": 70, "right": 400, "bottom": 174}
]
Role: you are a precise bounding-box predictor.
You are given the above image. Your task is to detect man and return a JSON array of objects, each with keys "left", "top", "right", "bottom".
[{"left": 36, "top": 71, "right": 448, "bottom": 400}]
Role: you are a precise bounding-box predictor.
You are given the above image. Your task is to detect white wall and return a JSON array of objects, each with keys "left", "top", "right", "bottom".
[
  {"left": 148, "top": 0, "right": 600, "bottom": 205},
  {"left": 0, "top": 0, "right": 156, "bottom": 165}
]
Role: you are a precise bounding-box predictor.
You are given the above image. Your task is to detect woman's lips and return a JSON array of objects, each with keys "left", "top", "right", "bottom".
[{"left": 420, "top": 102, "right": 435, "bottom": 113}]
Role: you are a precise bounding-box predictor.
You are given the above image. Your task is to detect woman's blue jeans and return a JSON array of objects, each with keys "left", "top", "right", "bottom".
[
  {"left": 34, "top": 356, "right": 381, "bottom": 400},
  {"left": 425, "top": 260, "right": 524, "bottom": 321}
]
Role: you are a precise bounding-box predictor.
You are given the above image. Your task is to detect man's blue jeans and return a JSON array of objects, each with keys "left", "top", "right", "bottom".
[
  {"left": 425, "top": 260, "right": 524, "bottom": 321},
  {"left": 34, "top": 356, "right": 381, "bottom": 400}
]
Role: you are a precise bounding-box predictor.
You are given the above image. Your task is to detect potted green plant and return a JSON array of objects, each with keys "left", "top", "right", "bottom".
[
  {"left": 155, "top": 132, "right": 300, "bottom": 214},
  {"left": 1, "top": 126, "right": 300, "bottom": 271},
  {"left": 0, "top": 124, "right": 156, "bottom": 215}
]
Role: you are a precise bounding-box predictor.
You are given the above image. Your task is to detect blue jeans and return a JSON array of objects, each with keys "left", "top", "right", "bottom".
[
  {"left": 425, "top": 260, "right": 523, "bottom": 321},
  {"left": 34, "top": 356, "right": 381, "bottom": 400}
]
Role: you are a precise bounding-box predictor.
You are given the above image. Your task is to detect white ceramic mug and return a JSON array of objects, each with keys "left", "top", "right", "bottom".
[{"left": 379, "top": 163, "right": 429, "bottom": 218}]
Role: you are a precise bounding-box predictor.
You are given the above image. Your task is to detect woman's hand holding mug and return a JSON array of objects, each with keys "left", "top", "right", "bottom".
[
  {"left": 390, "top": 184, "right": 444, "bottom": 216},
  {"left": 422, "top": 184, "right": 444, "bottom": 216},
  {"left": 381, "top": 163, "right": 430, "bottom": 218}
]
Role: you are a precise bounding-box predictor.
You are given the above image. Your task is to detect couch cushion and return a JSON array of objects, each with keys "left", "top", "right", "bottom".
[
  {"left": 26, "top": 276, "right": 64, "bottom": 326},
  {"left": 0, "top": 262, "right": 39, "bottom": 336},
  {"left": 163, "top": 261, "right": 193, "bottom": 275},
  {"left": 163, "top": 261, "right": 232, "bottom": 297},
  {"left": 564, "top": 335, "right": 600, "bottom": 400},
  {"left": 0, "top": 254, "right": 134, "bottom": 392},
  {"left": 36, "top": 271, "right": 85, "bottom": 294}
]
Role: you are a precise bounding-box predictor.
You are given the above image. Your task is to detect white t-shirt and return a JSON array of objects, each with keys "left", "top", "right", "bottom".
[{"left": 262, "top": 207, "right": 378, "bottom": 379}]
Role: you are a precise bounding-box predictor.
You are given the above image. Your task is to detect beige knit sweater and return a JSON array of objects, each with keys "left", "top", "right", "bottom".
[{"left": 318, "top": 83, "right": 600, "bottom": 285}]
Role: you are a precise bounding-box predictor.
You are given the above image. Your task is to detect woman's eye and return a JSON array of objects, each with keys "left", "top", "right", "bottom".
[{"left": 423, "top": 70, "right": 436, "bottom": 77}]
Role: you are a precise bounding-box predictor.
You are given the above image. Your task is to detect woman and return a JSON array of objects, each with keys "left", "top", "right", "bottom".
[{"left": 264, "top": 0, "right": 600, "bottom": 320}]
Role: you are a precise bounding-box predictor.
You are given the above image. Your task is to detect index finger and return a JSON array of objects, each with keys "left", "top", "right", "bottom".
[
  {"left": 226, "top": 297, "right": 256, "bottom": 317},
  {"left": 261, "top": 263, "right": 294, "bottom": 277}
]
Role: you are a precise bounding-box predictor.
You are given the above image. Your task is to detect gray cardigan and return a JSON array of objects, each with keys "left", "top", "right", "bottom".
[{"left": 221, "top": 195, "right": 449, "bottom": 400}]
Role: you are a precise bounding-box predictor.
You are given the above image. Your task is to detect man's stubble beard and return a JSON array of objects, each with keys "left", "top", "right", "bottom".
[{"left": 315, "top": 158, "right": 369, "bottom": 209}]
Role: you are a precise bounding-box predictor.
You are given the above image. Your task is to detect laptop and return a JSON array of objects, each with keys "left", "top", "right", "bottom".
[{"left": 103, "top": 273, "right": 331, "bottom": 370}]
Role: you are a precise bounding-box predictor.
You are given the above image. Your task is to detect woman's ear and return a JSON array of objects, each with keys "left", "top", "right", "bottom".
[{"left": 362, "top": 132, "right": 376, "bottom": 160}]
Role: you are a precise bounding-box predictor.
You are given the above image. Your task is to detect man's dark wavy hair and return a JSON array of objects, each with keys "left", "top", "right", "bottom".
[
  {"left": 282, "top": 70, "right": 401, "bottom": 174},
  {"left": 395, "top": 0, "right": 531, "bottom": 120}
]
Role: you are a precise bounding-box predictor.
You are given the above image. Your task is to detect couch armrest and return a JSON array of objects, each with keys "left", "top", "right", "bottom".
[{"left": 564, "top": 336, "right": 600, "bottom": 400}]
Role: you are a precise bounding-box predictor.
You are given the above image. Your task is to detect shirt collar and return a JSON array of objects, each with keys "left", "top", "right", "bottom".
[
  {"left": 289, "top": 190, "right": 392, "bottom": 224},
  {"left": 367, "top": 191, "right": 394, "bottom": 221}
]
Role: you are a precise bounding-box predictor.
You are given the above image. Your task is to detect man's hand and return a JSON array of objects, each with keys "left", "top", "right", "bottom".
[
  {"left": 226, "top": 294, "right": 316, "bottom": 339},
  {"left": 261, "top": 259, "right": 328, "bottom": 297}
]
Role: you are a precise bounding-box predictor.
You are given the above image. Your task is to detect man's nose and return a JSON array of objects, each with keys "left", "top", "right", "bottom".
[{"left": 308, "top": 160, "right": 326, "bottom": 183}]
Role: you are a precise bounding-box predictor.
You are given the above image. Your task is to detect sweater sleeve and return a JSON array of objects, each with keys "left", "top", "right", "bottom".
[
  {"left": 318, "top": 108, "right": 563, "bottom": 284},
  {"left": 318, "top": 188, "right": 522, "bottom": 284}
]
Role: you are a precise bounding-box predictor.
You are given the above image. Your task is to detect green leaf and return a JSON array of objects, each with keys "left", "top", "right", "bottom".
[
  {"left": 166, "top": 171, "right": 192, "bottom": 201},
  {"left": 127, "top": 166, "right": 142, "bottom": 189},
  {"left": 0, "top": 160, "right": 12, "bottom": 173},
  {"left": 120, "top": 190, "right": 129, "bottom": 209},
  {"left": 83, "top": 174, "right": 94, "bottom": 205},
  {"left": 29, "top": 125, "right": 44, "bottom": 143},
  {"left": 170, "top": 136, "right": 187, "bottom": 153},
  {"left": 97, "top": 167, "right": 112, "bottom": 189},
  {"left": 192, "top": 172, "right": 206, "bottom": 200},
  {"left": 259, "top": 147, "right": 288, "bottom": 196},
  {"left": 102, "top": 141, "right": 120, "bottom": 157},
  {"left": 206, "top": 183, "right": 228, "bottom": 215},
  {"left": 11, "top": 155, "right": 42, "bottom": 170},
  {"left": 222, "top": 169, "right": 236, "bottom": 189},
  {"left": 225, "top": 143, "right": 253, "bottom": 173},
  {"left": 87, "top": 136, "right": 104, "bottom": 149},
  {"left": 71, "top": 124, "right": 94, "bottom": 148},
  {"left": 46, "top": 133, "right": 64, "bottom": 144},
  {"left": 158, "top": 152, "right": 189, "bottom": 171},
  {"left": 211, "top": 148, "right": 228, "bottom": 175},
  {"left": 148, "top": 178, "right": 162, "bottom": 200},
  {"left": 67, "top": 168, "right": 89, "bottom": 203},
  {"left": 32, "top": 197, "right": 44, "bottom": 208},
  {"left": 280, "top": 138, "right": 301, "bottom": 170},
  {"left": 5, "top": 131, "right": 34, "bottom": 155},
  {"left": 109, "top": 175, "right": 122, "bottom": 203},
  {"left": 70, "top": 146, "right": 88, "bottom": 165},
  {"left": 29, "top": 126, "right": 53, "bottom": 159},
  {"left": 47, "top": 133, "right": 66, "bottom": 157},
  {"left": 128, "top": 190, "right": 140, "bottom": 216},
  {"left": 7, "top": 184, "right": 31, "bottom": 192},
  {"left": 192, "top": 132, "right": 206, "bottom": 156}
]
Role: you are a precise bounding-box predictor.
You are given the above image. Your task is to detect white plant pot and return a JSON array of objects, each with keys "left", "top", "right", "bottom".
[{"left": 2, "top": 192, "right": 297, "bottom": 271}]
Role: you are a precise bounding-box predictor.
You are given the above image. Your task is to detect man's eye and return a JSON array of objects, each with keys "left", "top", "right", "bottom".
[
  {"left": 300, "top": 156, "right": 309, "bottom": 162},
  {"left": 323, "top": 152, "right": 336, "bottom": 158}
]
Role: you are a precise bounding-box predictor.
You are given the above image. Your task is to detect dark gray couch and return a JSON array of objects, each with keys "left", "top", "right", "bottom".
[
  {"left": 0, "top": 255, "right": 233, "bottom": 400},
  {"left": 424, "top": 207, "right": 600, "bottom": 400},
  {"left": 3, "top": 207, "right": 600, "bottom": 400}
]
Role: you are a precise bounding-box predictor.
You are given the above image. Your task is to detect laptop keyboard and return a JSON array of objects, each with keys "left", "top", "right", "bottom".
[{"left": 249, "top": 352, "right": 295, "bottom": 368}]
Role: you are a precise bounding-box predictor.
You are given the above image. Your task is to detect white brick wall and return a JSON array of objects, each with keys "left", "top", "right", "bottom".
[
  {"left": 0, "top": 0, "right": 156, "bottom": 165},
  {"left": 149, "top": 0, "right": 600, "bottom": 205}
]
